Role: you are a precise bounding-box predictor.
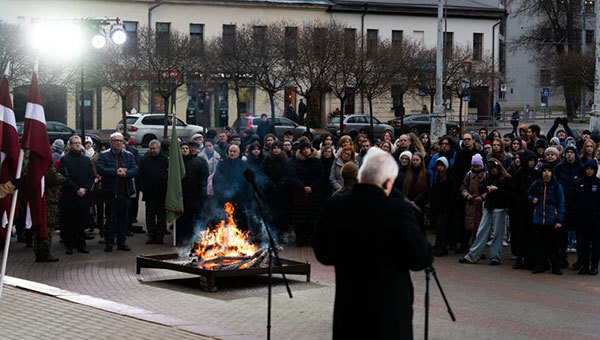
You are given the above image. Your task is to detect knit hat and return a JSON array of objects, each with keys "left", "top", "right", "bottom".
[
  {"left": 564, "top": 144, "right": 577, "bottom": 154},
  {"left": 486, "top": 158, "right": 502, "bottom": 169},
  {"left": 191, "top": 133, "right": 204, "bottom": 141},
  {"left": 127, "top": 139, "right": 137, "bottom": 147},
  {"left": 555, "top": 128, "right": 566, "bottom": 136},
  {"left": 534, "top": 139, "right": 548, "bottom": 149},
  {"left": 179, "top": 141, "right": 189, "bottom": 147},
  {"left": 549, "top": 136, "right": 560, "bottom": 146},
  {"left": 341, "top": 162, "right": 359, "bottom": 183},
  {"left": 584, "top": 158, "right": 598, "bottom": 173},
  {"left": 483, "top": 140, "right": 493, "bottom": 146},
  {"left": 471, "top": 153, "right": 484, "bottom": 166},
  {"left": 52, "top": 139, "right": 65, "bottom": 150},
  {"left": 540, "top": 162, "right": 554, "bottom": 173},
  {"left": 436, "top": 156, "right": 449, "bottom": 169},
  {"left": 544, "top": 147, "right": 559, "bottom": 157},
  {"left": 399, "top": 150, "right": 413, "bottom": 161}
]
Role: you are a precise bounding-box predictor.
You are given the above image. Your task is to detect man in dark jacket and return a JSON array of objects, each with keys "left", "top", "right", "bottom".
[
  {"left": 256, "top": 114, "right": 276, "bottom": 140},
  {"left": 570, "top": 159, "right": 600, "bottom": 275},
  {"left": 97, "top": 132, "right": 139, "bottom": 252},
  {"left": 554, "top": 144, "right": 581, "bottom": 266},
  {"left": 314, "top": 147, "right": 432, "bottom": 340},
  {"left": 178, "top": 142, "right": 209, "bottom": 246},
  {"left": 298, "top": 99, "right": 307, "bottom": 125},
  {"left": 58, "top": 136, "right": 94, "bottom": 255},
  {"left": 138, "top": 139, "right": 169, "bottom": 244}
]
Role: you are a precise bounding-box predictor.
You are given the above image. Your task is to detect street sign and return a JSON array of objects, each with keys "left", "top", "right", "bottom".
[
  {"left": 463, "top": 95, "right": 470, "bottom": 102},
  {"left": 418, "top": 89, "right": 426, "bottom": 97},
  {"left": 500, "top": 84, "right": 506, "bottom": 92},
  {"left": 542, "top": 88, "right": 550, "bottom": 98}
]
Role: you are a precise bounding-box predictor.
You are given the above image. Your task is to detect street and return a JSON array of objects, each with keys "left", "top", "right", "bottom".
[{"left": 1, "top": 201, "right": 599, "bottom": 340}]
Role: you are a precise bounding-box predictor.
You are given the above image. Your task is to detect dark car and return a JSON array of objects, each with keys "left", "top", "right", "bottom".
[
  {"left": 16, "top": 121, "right": 101, "bottom": 150},
  {"left": 232, "top": 116, "right": 316, "bottom": 140},
  {"left": 387, "top": 114, "right": 460, "bottom": 137}
]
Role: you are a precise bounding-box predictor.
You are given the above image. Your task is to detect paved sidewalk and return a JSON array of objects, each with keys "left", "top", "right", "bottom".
[{"left": 0, "top": 284, "right": 212, "bottom": 340}]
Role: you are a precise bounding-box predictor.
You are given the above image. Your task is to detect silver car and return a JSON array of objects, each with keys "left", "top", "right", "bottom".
[
  {"left": 117, "top": 114, "right": 205, "bottom": 147},
  {"left": 326, "top": 114, "right": 394, "bottom": 139},
  {"left": 233, "top": 116, "right": 316, "bottom": 140}
]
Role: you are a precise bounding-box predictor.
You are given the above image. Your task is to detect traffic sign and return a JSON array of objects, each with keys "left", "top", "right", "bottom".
[
  {"left": 463, "top": 95, "right": 470, "bottom": 102},
  {"left": 500, "top": 84, "right": 506, "bottom": 92},
  {"left": 542, "top": 88, "right": 550, "bottom": 98},
  {"left": 418, "top": 89, "right": 426, "bottom": 97}
]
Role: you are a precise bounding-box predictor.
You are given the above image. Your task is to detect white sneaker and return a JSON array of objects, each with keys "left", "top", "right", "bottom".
[
  {"left": 486, "top": 240, "right": 492, "bottom": 246},
  {"left": 502, "top": 241, "right": 509, "bottom": 247}
]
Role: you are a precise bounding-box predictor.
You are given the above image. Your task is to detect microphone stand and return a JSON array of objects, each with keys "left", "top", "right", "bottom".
[
  {"left": 248, "top": 186, "right": 293, "bottom": 340},
  {"left": 424, "top": 266, "right": 456, "bottom": 340}
]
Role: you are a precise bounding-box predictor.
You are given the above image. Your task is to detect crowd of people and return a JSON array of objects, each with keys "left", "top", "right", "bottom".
[{"left": 2, "top": 114, "right": 598, "bottom": 276}]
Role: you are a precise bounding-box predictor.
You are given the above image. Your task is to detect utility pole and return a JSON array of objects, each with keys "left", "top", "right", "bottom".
[
  {"left": 430, "top": 0, "right": 447, "bottom": 142},
  {"left": 581, "top": 0, "right": 587, "bottom": 121},
  {"left": 590, "top": 0, "right": 600, "bottom": 134},
  {"left": 148, "top": 0, "right": 165, "bottom": 114}
]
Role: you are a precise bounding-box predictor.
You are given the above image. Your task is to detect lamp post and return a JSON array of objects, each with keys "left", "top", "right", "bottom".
[
  {"left": 590, "top": 0, "right": 600, "bottom": 134},
  {"left": 430, "top": 0, "right": 447, "bottom": 142}
]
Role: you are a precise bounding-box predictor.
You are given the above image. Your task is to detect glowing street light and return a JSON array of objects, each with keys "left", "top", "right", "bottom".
[
  {"left": 91, "top": 33, "right": 107, "bottom": 49},
  {"left": 110, "top": 27, "right": 127, "bottom": 45}
]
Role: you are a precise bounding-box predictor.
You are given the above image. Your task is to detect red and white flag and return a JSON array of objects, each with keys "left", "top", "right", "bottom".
[
  {"left": 21, "top": 71, "right": 52, "bottom": 240},
  {"left": 0, "top": 72, "right": 20, "bottom": 240}
]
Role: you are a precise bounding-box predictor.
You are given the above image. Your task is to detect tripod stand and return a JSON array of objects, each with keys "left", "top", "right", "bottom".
[
  {"left": 248, "top": 183, "right": 293, "bottom": 340},
  {"left": 424, "top": 266, "right": 456, "bottom": 340}
]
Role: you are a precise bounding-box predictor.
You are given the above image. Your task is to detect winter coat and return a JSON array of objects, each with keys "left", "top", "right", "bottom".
[
  {"left": 181, "top": 154, "right": 209, "bottom": 211},
  {"left": 96, "top": 148, "right": 139, "bottom": 196},
  {"left": 554, "top": 158, "right": 582, "bottom": 225},
  {"left": 58, "top": 150, "right": 95, "bottom": 208},
  {"left": 138, "top": 152, "right": 168, "bottom": 202},
  {"left": 329, "top": 157, "right": 356, "bottom": 192},
  {"left": 461, "top": 170, "right": 487, "bottom": 230},
  {"left": 427, "top": 150, "right": 456, "bottom": 185},
  {"left": 256, "top": 120, "right": 276, "bottom": 139},
  {"left": 570, "top": 175, "right": 600, "bottom": 229},
  {"left": 314, "top": 183, "right": 432, "bottom": 340},
  {"left": 478, "top": 174, "right": 512, "bottom": 211},
  {"left": 512, "top": 166, "right": 540, "bottom": 209},
  {"left": 454, "top": 147, "right": 482, "bottom": 185},
  {"left": 528, "top": 179, "right": 565, "bottom": 226},
  {"left": 430, "top": 172, "right": 458, "bottom": 212},
  {"left": 198, "top": 148, "right": 221, "bottom": 176},
  {"left": 402, "top": 168, "right": 429, "bottom": 209},
  {"left": 213, "top": 157, "right": 252, "bottom": 207},
  {"left": 393, "top": 165, "right": 409, "bottom": 192}
]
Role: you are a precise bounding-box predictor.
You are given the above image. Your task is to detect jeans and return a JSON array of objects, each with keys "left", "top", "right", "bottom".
[
  {"left": 465, "top": 208, "right": 507, "bottom": 263},
  {"left": 104, "top": 193, "right": 130, "bottom": 248}
]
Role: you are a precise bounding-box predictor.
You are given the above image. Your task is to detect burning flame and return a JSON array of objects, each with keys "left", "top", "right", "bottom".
[{"left": 194, "top": 202, "right": 259, "bottom": 269}]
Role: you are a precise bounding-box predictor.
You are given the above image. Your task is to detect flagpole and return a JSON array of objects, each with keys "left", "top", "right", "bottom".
[
  {"left": 0, "top": 149, "right": 25, "bottom": 299},
  {"left": 172, "top": 102, "right": 177, "bottom": 247}
]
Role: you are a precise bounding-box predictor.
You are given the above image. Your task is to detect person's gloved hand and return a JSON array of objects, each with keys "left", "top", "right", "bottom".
[
  {"left": 11, "top": 178, "right": 23, "bottom": 191},
  {"left": 561, "top": 117, "right": 569, "bottom": 127},
  {"left": 554, "top": 118, "right": 561, "bottom": 126}
]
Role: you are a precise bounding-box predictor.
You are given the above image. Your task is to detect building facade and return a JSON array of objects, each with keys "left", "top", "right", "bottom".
[{"left": 1, "top": 0, "right": 504, "bottom": 131}]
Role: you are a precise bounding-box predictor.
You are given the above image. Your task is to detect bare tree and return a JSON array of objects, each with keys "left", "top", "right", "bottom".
[
  {"left": 388, "top": 38, "right": 426, "bottom": 125},
  {"left": 88, "top": 42, "right": 145, "bottom": 139},
  {"left": 207, "top": 25, "right": 253, "bottom": 130},
  {"left": 0, "top": 21, "right": 31, "bottom": 87},
  {"left": 285, "top": 21, "right": 343, "bottom": 129},
  {"left": 358, "top": 39, "right": 395, "bottom": 132},
  {"left": 245, "top": 22, "right": 292, "bottom": 120},
  {"left": 139, "top": 27, "right": 201, "bottom": 138}
]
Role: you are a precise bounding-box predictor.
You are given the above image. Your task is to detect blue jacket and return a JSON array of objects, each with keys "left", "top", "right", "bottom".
[
  {"left": 528, "top": 179, "right": 565, "bottom": 226},
  {"left": 97, "top": 148, "right": 139, "bottom": 196},
  {"left": 427, "top": 150, "right": 456, "bottom": 186},
  {"left": 554, "top": 159, "right": 582, "bottom": 204}
]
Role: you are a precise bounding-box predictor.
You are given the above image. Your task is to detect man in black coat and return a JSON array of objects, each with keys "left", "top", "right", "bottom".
[
  {"left": 58, "top": 136, "right": 94, "bottom": 254},
  {"left": 314, "top": 148, "right": 433, "bottom": 340},
  {"left": 298, "top": 99, "right": 307, "bottom": 125},
  {"left": 178, "top": 142, "right": 209, "bottom": 246},
  {"left": 256, "top": 113, "right": 276, "bottom": 140},
  {"left": 138, "top": 139, "right": 169, "bottom": 244}
]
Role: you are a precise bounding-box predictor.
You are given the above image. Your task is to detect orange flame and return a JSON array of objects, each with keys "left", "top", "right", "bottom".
[{"left": 194, "top": 202, "right": 258, "bottom": 269}]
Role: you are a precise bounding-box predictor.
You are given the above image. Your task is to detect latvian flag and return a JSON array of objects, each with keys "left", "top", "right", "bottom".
[
  {"left": 21, "top": 71, "right": 52, "bottom": 240},
  {"left": 0, "top": 72, "right": 20, "bottom": 240}
]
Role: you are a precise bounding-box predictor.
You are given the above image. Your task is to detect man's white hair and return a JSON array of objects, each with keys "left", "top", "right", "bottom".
[
  {"left": 110, "top": 132, "right": 124, "bottom": 141},
  {"left": 358, "top": 147, "right": 398, "bottom": 187}
]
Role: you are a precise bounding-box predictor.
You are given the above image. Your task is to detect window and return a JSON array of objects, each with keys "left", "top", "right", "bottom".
[
  {"left": 586, "top": 30, "right": 594, "bottom": 44},
  {"left": 123, "top": 21, "right": 138, "bottom": 53},
  {"left": 356, "top": 116, "right": 368, "bottom": 124},
  {"left": 124, "top": 86, "right": 140, "bottom": 112},
  {"left": 253, "top": 25, "right": 266, "bottom": 55},
  {"left": 347, "top": 117, "right": 358, "bottom": 123},
  {"left": 156, "top": 22, "right": 170, "bottom": 55},
  {"left": 223, "top": 24, "right": 236, "bottom": 47},
  {"left": 540, "top": 69, "right": 551, "bottom": 86},
  {"left": 190, "top": 23, "right": 204, "bottom": 54},
  {"left": 314, "top": 27, "right": 327, "bottom": 52},
  {"left": 444, "top": 32, "right": 454, "bottom": 58},
  {"left": 284, "top": 26, "right": 298, "bottom": 59},
  {"left": 344, "top": 28, "right": 356, "bottom": 58},
  {"left": 277, "top": 118, "right": 295, "bottom": 127},
  {"left": 413, "top": 30, "right": 424, "bottom": 41},
  {"left": 142, "top": 116, "right": 162, "bottom": 126},
  {"left": 392, "top": 30, "right": 403, "bottom": 49},
  {"left": 473, "top": 33, "right": 483, "bottom": 60},
  {"left": 367, "top": 29, "right": 378, "bottom": 57},
  {"left": 585, "top": 0, "right": 594, "bottom": 13}
]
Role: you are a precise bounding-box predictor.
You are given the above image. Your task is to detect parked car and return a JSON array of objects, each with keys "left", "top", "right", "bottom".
[
  {"left": 387, "top": 114, "right": 460, "bottom": 137},
  {"left": 326, "top": 114, "right": 394, "bottom": 139},
  {"left": 16, "top": 121, "right": 101, "bottom": 150},
  {"left": 232, "top": 116, "right": 316, "bottom": 140},
  {"left": 116, "top": 113, "right": 205, "bottom": 147}
]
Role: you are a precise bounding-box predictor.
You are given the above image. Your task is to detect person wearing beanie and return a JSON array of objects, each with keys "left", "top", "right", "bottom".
[
  {"left": 431, "top": 156, "right": 459, "bottom": 257},
  {"left": 459, "top": 153, "right": 487, "bottom": 253},
  {"left": 393, "top": 150, "right": 413, "bottom": 192},
  {"left": 459, "top": 158, "right": 512, "bottom": 265},
  {"left": 333, "top": 162, "right": 359, "bottom": 196},
  {"left": 510, "top": 150, "right": 541, "bottom": 269},
  {"left": 527, "top": 162, "right": 565, "bottom": 275},
  {"left": 554, "top": 143, "right": 582, "bottom": 266},
  {"left": 546, "top": 117, "right": 574, "bottom": 147},
  {"left": 543, "top": 147, "right": 560, "bottom": 169},
  {"left": 427, "top": 136, "right": 456, "bottom": 186},
  {"left": 569, "top": 159, "right": 600, "bottom": 275},
  {"left": 549, "top": 136, "right": 561, "bottom": 148},
  {"left": 52, "top": 139, "right": 65, "bottom": 163}
]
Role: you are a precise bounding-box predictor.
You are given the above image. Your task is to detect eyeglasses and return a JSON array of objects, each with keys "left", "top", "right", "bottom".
[
  {"left": 111, "top": 139, "right": 124, "bottom": 143},
  {"left": 463, "top": 138, "right": 472, "bottom": 141}
]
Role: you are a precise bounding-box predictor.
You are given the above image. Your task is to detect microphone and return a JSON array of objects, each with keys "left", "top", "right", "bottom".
[{"left": 243, "top": 168, "right": 265, "bottom": 201}]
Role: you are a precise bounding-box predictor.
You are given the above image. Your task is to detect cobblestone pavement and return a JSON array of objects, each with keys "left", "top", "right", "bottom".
[
  {"left": 0, "top": 284, "right": 213, "bottom": 340},
  {"left": 2, "top": 210, "right": 600, "bottom": 339}
]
